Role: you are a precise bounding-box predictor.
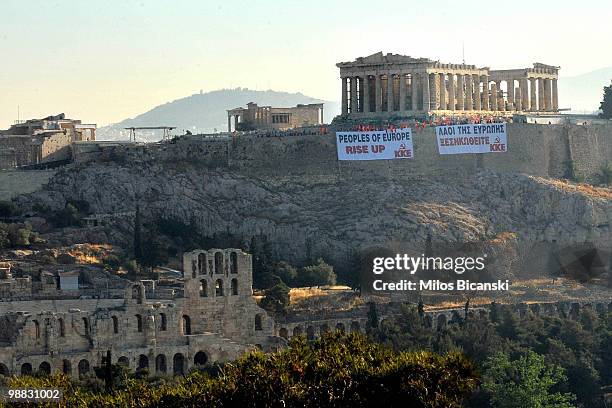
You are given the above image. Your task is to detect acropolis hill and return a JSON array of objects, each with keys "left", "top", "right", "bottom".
[{"left": 17, "top": 120, "right": 612, "bottom": 273}]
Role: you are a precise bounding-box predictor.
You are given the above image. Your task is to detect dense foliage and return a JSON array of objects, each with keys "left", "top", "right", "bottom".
[
  {"left": 482, "top": 351, "right": 575, "bottom": 408},
  {"left": 0, "top": 201, "right": 19, "bottom": 218},
  {"left": 600, "top": 82, "right": 612, "bottom": 119},
  {"left": 0, "top": 333, "right": 478, "bottom": 407},
  {"left": 0, "top": 222, "right": 37, "bottom": 249},
  {"left": 259, "top": 281, "right": 291, "bottom": 315},
  {"left": 370, "top": 303, "right": 612, "bottom": 407}
]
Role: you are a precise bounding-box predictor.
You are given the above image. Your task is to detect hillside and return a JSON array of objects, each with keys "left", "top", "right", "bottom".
[
  {"left": 92, "top": 68, "right": 612, "bottom": 142},
  {"left": 96, "top": 88, "right": 340, "bottom": 141},
  {"left": 559, "top": 67, "right": 612, "bottom": 113},
  {"left": 15, "top": 124, "right": 612, "bottom": 285}
]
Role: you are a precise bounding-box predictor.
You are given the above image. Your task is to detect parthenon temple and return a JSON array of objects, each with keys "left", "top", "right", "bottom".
[{"left": 337, "top": 52, "right": 559, "bottom": 117}]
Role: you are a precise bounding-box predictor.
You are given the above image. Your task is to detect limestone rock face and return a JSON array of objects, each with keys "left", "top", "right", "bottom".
[{"left": 17, "top": 159, "right": 612, "bottom": 279}]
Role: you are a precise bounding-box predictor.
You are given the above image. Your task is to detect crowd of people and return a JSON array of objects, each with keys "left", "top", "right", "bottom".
[{"left": 352, "top": 114, "right": 510, "bottom": 132}]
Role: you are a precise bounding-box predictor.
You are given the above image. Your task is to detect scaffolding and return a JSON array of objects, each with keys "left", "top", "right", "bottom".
[{"left": 124, "top": 126, "right": 176, "bottom": 142}]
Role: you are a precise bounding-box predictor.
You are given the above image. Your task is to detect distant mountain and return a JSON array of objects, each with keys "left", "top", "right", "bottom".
[
  {"left": 559, "top": 67, "right": 612, "bottom": 114},
  {"left": 97, "top": 88, "right": 341, "bottom": 141}
]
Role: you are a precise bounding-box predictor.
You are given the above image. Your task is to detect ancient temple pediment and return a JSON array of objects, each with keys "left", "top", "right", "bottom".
[
  {"left": 356, "top": 52, "right": 385, "bottom": 63},
  {"left": 341, "top": 52, "right": 432, "bottom": 67},
  {"left": 533, "top": 62, "right": 560, "bottom": 70}
]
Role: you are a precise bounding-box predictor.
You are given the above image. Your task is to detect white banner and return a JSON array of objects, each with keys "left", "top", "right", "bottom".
[
  {"left": 436, "top": 123, "right": 507, "bottom": 155},
  {"left": 336, "top": 129, "right": 414, "bottom": 161}
]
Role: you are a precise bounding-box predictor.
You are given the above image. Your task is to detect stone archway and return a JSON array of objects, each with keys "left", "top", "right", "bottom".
[
  {"left": 20, "top": 363, "right": 32, "bottom": 376},
  {"left": 194, "top": 351, "right": 208, "bottom": 367},
  {"left": 437, "top": 314, "right": 447, "bottom": 329},
  {"left": 306, "top": 326, "right": 316, "bottom": 340},
  {"left": 118, "top": 356, "right": 129, "bottom": 367},
  {"left": 155, "top": 354, "right": 167, "bottom": 374},
  {"left": 173, "top": 353, "right": 185, "bottom": 375},
  {"left": 137, "top": 355, "right": 149, "bottom": 371},
  {"left": 78, "top": 359, "right": 90, "bottom": 378},
  {"left": 279, "top": 328, "right": 288, "bottom": 339},
  {"left": 62, "top": 360, "right": 72, "bottom": 375},
  {"left": 182, "top": 315, "right": 191, "bottom": 335},
  {"left": 38, "top": 361, "right": 51, "bottom": 375}
]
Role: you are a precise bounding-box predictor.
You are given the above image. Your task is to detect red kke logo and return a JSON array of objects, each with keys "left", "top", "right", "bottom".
[
  {"left": 394, "top": 144, "right": 412, "bottom": 158},
  {"left": 489, "top": 136, "right": 506, "bottom": 152}
]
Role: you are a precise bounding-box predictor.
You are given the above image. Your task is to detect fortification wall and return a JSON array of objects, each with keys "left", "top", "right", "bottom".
[
  {"left": 227, "top": 123, "right": 611, "bottom": 182},
  {"left": 75, "top": 123, "right": 612, "bottom": 182},
  {"left": 0, "top": 170, "right": 57, "bottom": 201}
]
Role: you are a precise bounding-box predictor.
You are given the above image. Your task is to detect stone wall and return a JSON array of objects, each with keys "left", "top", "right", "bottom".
[
  {"left": 0, "top": 249, "right": 278, "bottom": 377},
  {"left": 73, "top": 123, "right": 612, "bottom": 183},
  {"left": 0, "top": 136, "right": 37, "bottom": 167},
  {"left": 0, "top": 170, "right": 58, "bottom": 200},
  {"left": 40, "top": 132, "right": 72, "bottom": 163},
  {"left": 274, "top": 300, "right": 612, "bottom": 341},
  {"left": 0, "top": 132, "right": 71, "bottom": 169}
]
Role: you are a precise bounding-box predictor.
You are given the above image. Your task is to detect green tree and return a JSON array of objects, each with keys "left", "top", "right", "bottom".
[
  {"left": 297, "top": 258, "right": 336, "bottom": 287},
  {"left": 133, "top": 204, "right": 143, "bottom": 261},
  {"left": 3, "top": 333, "right": 479, "bottom": 407},
  {"left": 482, "top": 351, "right": 576, "bottom": 408},
  {"left": 48, "top": 203, "right": 81, "bottom": 228},
  {"left": 371, "top": 304, "right": 433, "bottom": 351},
  {"left": 598, "top": 327, "right": 612, "bottom": 384},
  {"left": 496, "top": 307, "right": 523, "bottom": 341},
  {"left": 367, "top": 301, "right": 379, "bottom": 330},
  {"left": 259, "top": 281, "right": 290, "bottom": 315},
  {"left": 271, "top": 261, "right": 297, "bottom": 286},
  {"left": 0, "top": 222, "right": 37, "bottom": 248},
  {"left": 599, "top": 82, "right": 612, "bottom": 119},
  {"left": 597, "top": 162, "right": 612, "bottom": 186},
  {"left": 250, "top": 235, "right": 275, "bottom": 288},
  {"left": 0, "top": 200, "right": 18, "bottom": 218},
  {"left": 0, "top": 224, "right": 9, "bottom": 248}
]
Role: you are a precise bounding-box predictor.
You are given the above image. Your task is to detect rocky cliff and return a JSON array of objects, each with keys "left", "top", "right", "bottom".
[{"left": 17, "top": 141, "right": 612, "bottom": 280}]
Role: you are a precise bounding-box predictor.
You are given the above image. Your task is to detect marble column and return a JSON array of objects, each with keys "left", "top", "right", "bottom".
[
  {"left": 514, "top": 87, "right": 522, "bottom": 111},
  {"left": 448, "top": 74, "right": 455, "bottom": 111},
  {"left": 411, "top": 73, "right": 419, "bottom": 111},
  {"left": 430, "top": 73, "right": 438, "bottom": 110},
  {"left": 506, "top": 79, "right": 514, "bottom": 109},
  {"left": 362, "top": 75, "right": 370, "bottom": 113},
  {"left": 465, "top": 75, "right": 473, "bottom": 111},
  {"left": 439, "top": 73, "right": 446, "bottom": 110},
  {"left": 375, "top": 74, "right": 382, "bottom": 112},
  {"left": 473, "top": 75, "right": 481, "bottom": 110},
  {"left": 544, "top": 79, "right": 552, "bottom": 112},
  {"left": 341, "top": 77, "right": 348, "bottom": 114},
  {"left": 490, "top": 82, "right": 498, "bottom": 110},
  {"left": 387, "top": 74, "right": 394, "bottom": 111},
  {"left": 227, "top": 116, "right": 232, "bottom": 132},
  {"left": 350, "top": 77, "right": 358, "bottom": 113},
  {"left": 538, "top": 78, "right": 545, "bottom": 111},
  {"left": 529, "top": 78, "right": 537, "bottom": 111},
  {"left": 494, "top": 81, "right": 504, "bottom": 111},
  {"left": 458, "top": 75, "right": 466, "bottom": 111},
  {"left": 399, "top": 74, "right": 406, "bottom": 112},
  {"left": 481, "top": 76, "right": 489, "bottom": 110},
  {"left": 520, "top": 79, "right": 529, "bottom": 111},
  {"left": 422, "top": 72, "right": 430, "bottom": 111},
  {"left": 552, "top": 78, "right": 558, "bottom": 111}
]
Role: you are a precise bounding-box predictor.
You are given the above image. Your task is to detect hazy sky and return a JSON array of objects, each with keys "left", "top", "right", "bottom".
[{"left": 1, "top": 0, "right": 610, "bottom": 128}]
